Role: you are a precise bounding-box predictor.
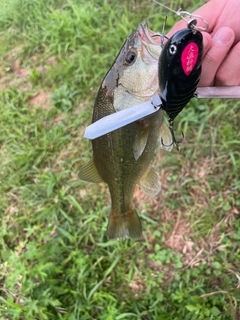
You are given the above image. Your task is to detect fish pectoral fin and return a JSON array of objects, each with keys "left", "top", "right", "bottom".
[
  {"left": 133, "top": 121, "right": 150, "bottom": 160},
  {"left": 107, "top": 209, "right": 142, "bottom": 240},
  {"left": 138, "top": 167, "right": 161, "bottom": 196},
  {"left": 159, "top": 121, "right": 173, "bottom": 151},
  {"left": 78, "top": 159, "right": 103, "bottom": 183}
]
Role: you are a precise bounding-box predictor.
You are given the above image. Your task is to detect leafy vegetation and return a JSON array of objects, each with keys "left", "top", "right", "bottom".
[{"left": 0, "top": 0, "right": 239, "bottom": 319}]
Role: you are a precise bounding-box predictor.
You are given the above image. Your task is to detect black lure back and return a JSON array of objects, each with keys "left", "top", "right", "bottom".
[{"left": 158, "top": 28, "right": 203, "bottom": 122}]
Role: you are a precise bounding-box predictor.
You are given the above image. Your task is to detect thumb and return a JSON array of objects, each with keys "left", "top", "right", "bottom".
[{"left": 199, "top": 27, "right": 235, "bottom": 86}]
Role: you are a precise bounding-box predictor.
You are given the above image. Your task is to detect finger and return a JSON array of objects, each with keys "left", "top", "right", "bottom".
[
  {"left": 202, "top": 32, "right": 212, "bottom": 58},
  {"left": 199, "top": 27, "right": 235, "bottom": 86},
  {"left": 215, "top": 41, "right": 240, "bottom": 86},
  {"left": 166, "top": 20, "right": 186, "bottom": 39}
]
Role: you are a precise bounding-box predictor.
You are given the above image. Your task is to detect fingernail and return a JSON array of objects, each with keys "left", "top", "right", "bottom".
[{"left": 214, "top": 27, "right": 234, "bottom": 44}]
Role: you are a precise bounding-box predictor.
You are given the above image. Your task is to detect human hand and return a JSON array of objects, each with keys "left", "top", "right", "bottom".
[{"left": 166, "top": 0, "right": 240, "bottom": 86}]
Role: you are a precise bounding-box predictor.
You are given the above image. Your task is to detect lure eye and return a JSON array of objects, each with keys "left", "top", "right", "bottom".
[
  {"left": 125, "top": 50, "right": 137, "bottom": 65},
  {"left": 169, "top": 44, "right": 177, "bottom": 55}
]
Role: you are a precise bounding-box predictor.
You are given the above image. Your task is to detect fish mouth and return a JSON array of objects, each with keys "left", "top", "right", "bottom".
[
  {"left": 138, "top": 21, "right": 162, "bottom": 59},
  {"left": 138, "top": 21, "right": 161, "bottom": 44}
]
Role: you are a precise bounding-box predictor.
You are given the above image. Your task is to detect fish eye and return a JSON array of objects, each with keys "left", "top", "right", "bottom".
[
  {"left": 125, "top": 49, "right": 137, "bottom": 65},
  {"left": 169, "top": 44, "right": 177, "bottom": 55}
]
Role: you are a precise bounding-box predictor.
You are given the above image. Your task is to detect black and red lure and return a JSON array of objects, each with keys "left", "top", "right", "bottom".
[
  {"left": 158, "top": 23, "right": 203, "bottom": 149},
  {"left": 153, "top": 1, "right": 208, "bottom": 149}
]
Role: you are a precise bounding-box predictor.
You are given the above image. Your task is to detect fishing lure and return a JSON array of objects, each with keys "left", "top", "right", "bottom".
[{"left": 153, "top": 0, "right": 208, "bottom": 149}]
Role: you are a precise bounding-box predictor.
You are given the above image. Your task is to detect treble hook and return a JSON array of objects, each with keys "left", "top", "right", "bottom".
[
  {"left": 152, "top": 0, "right": 209, "bottom": 31},
  {"left": 160, "top": 15, "right": 168, "bottom": 47},
  {"left": 151, "top": 15, "right": 168, "bottom": 48},
  {"left": 161, "top": 119, "right": 184, "bottom": 151}
]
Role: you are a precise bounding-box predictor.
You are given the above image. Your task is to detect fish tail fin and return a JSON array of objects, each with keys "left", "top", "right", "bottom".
[{"left": 106, "top": 209, "right": 142, "bottom": 240}]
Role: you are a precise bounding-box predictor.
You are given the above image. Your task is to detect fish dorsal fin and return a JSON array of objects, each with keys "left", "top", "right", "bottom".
[
  {"left": 159, "top": 121, "right": 173, "bottom": 151},
  {"left": 78, "top": 159, "right": 103, "bottom": 183},
  {"left": 138, "top": 167, "right": 161, "bottom": 196},
  {"left": 133, "top": 120, "right": 150, "bottom": 160}
]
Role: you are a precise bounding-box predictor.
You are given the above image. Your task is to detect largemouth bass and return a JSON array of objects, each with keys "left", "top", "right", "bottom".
[{"left": 79, "top": 21, "right": 171, "bottom": 240}]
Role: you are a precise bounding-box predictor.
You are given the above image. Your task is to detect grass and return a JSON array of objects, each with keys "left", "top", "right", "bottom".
[{"left": 0, "top": 0, "right": 239, "bottom": 319}]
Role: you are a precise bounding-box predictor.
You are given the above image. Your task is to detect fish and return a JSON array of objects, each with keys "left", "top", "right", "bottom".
[{"left": 79, "top": 21, "right": 172, "bottom": 240}]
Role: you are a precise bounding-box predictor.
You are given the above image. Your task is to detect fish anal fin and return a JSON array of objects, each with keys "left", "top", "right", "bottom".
[
  {"left": 107, "top": 209, "right": 142, "bottom": 240},
  {"left": 133, "top": 120, "right": 150, "bottom": 161},
  {"left": 138, "top": 167, "right": 161, "bottom": 196},
  {"left": 159, "top": 121, "right": 173, "bottom": 151},
  {"left": 78, "top": 159, "right": 103, "bottom": 183}
]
